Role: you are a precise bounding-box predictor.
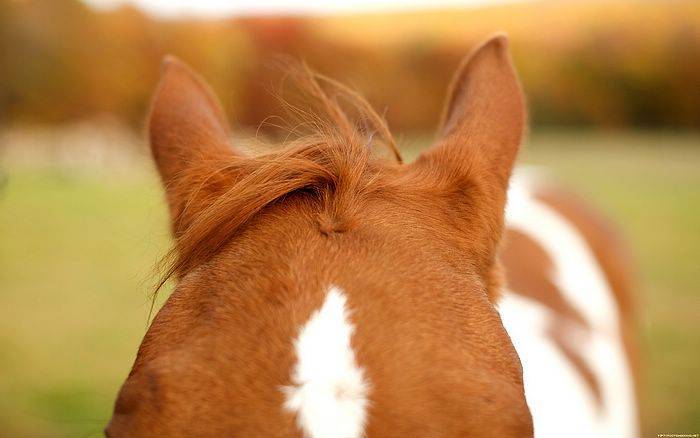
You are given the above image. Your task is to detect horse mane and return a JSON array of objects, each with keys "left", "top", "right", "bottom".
[{"left": 153, "top": 63, "right": 402, "bottom": 300}]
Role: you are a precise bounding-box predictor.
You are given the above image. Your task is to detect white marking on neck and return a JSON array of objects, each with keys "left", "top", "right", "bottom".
[{"left": 284, "top": 286, "right": 369, "bottom": 438}]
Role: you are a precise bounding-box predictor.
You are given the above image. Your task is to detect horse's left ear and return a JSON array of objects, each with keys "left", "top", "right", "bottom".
[{"left": 148, "top": 56, "right": 238, "bottom": 235}]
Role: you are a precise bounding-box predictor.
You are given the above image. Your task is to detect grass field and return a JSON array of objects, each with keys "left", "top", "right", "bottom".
[{"left": 1, "top": 130, "right": 699, "bottom": 437}]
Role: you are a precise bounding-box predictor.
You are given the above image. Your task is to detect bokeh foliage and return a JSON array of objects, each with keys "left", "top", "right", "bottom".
[{"left": 1, "top": 0, "right": 699, "bottom": 131}]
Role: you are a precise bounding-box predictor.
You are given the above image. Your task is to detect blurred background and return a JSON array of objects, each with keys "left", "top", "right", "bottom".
[{"left": 0, "top": 0, "right": 698, "bottom": 436}]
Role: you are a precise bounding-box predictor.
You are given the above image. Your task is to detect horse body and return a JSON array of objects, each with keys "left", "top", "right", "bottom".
[
  {"left": 500, "top": 173, "right": 638, "bottom": 437},
  {"left": 106, "top": 35, "right": 638, "bottom": 437}
]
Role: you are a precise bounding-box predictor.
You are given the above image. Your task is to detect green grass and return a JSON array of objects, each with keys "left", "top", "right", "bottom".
[
  {"left": 0, "top": 169, "right": 171, "bottom": 437},
  {"left": 1, "top": 130, "right": 699, "bottom": 437}
]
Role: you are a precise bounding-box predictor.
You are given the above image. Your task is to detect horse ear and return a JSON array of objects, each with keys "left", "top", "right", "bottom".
[
  {"left": 427, "top": 33, "right": 525, "bottom": 190},
  {"left": 148, "top": 56, "right": 237, "bottom": 232},
  {"left": 413, "top": 34, "right": 526, "bottom": 280}
]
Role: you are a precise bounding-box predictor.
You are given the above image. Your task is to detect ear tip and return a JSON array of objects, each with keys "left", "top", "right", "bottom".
[
  {"left": 461, "top": 33, "right": 511, "bottom": 67},
  {"left": 161, "top": 55, "right": 186, "bottom": 74},
  {"left": 157, "top": 55, "right": 205, "bottom": 91},
  {"left": 484, "top": 32, "right": 510, "bottom": 54}
]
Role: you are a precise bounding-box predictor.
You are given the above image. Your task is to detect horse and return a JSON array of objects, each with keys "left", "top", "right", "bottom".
[{"left": 106, "top": 34, "right": 638, "bottom": 437}]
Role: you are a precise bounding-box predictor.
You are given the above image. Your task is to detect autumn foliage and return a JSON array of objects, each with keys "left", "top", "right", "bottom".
[{"left": 1, "top": 0, "right": 699, "bottom": 132}]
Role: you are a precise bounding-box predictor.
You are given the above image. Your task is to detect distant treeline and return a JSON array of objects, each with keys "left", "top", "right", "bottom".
[{"left": 1, "top": 0, "right": 699, "bottom": 133}]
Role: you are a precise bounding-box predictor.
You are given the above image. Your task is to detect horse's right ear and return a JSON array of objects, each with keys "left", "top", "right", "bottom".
[{"left": 148, "top": 56, "right": 237, "bottom": 233}]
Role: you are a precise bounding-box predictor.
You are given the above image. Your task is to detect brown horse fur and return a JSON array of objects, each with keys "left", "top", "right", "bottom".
[{"left": 107, "top": 34, "right": 636, "bottom": 437}]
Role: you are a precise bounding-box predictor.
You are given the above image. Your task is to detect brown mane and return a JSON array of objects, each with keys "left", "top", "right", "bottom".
[{"left": 155, "top": 64, "right": 403, "bottom": 295}]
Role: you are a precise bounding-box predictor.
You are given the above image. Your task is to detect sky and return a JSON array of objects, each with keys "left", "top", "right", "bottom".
[{"left": 82, "top": 0, "right": 514, "bottom": 18}]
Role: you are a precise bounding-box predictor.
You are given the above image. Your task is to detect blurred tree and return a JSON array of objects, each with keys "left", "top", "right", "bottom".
[{"left": 0, "top": 0, "right": 698, "bottom": 133}]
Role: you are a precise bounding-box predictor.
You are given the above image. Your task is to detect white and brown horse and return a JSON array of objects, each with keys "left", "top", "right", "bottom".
[{"left": 106, "top": 35, "right": 638, "bottom": 437}]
